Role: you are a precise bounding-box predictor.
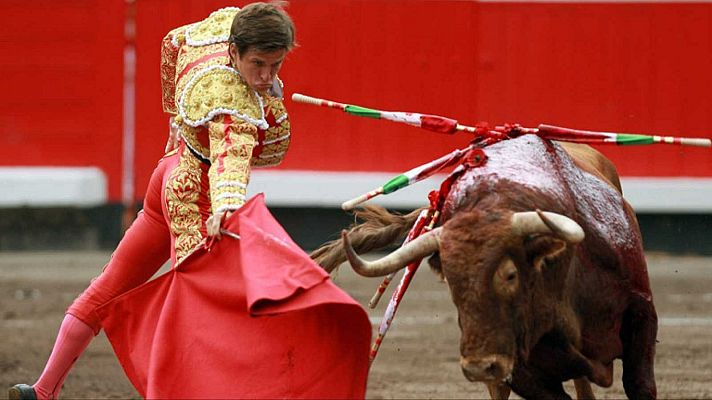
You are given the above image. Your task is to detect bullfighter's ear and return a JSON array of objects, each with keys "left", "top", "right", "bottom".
[{"left": 525, "top": 236, "right": 567, "bottom": 272}]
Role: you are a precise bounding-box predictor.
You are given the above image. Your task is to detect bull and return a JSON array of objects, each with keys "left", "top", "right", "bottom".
[{"left": 312, "top": 135, "right": 657, "bottom": 399}]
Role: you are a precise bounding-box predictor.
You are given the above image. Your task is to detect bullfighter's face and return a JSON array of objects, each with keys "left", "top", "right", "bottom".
[{"left": 230, "top": 44, "right": 287, "bottom": 94}]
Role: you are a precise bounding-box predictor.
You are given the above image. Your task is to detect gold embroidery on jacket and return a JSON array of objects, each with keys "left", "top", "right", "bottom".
[
  {"left": 160, "top": 23, "right": 199, "bottom": 114},
  {"left": 165, "top": 151, "right": 203, "bottom": 263},
  {"left": 175, "top": 43, "right": 229, "bottom": 90},
  {"left": 162, "top": 7, "right": 238, "bottom": 114},
  {"left": 185, "top": 8, "right": 239, "bottom": 46},
  {"left": 208, "top": 120, "right": 257, "bottom": 213},
  {"left": 160, "top": 41, "right": 179, "bottom": 114},
  {"left": 179, "top": 66, "right": 263, "bottom": 128},
  {"left": 181, "top": 124, "right": 210, "bottom": 159},
  {"left": 253, "top": 96, "right": 290, "bottom": 168}
]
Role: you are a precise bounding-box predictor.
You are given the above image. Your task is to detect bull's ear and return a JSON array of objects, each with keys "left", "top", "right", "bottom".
[{"left": 525, "top": 235, "right": 567, "bottom": 272}]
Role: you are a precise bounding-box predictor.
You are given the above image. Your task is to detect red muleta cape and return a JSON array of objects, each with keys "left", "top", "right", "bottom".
[{"left": 96, "top": 195, "right": 371, "bottom": 399}]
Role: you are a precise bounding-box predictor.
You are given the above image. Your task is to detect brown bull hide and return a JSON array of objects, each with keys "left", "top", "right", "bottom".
[{"left": 437, "top": 135, "right": 657, "bottom": 399}]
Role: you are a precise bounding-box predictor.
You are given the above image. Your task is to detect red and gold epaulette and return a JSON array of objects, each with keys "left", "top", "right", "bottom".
[
  {"left": 177, "top": 66, "right": 267, "bottom": 129},
  {"left": 160, "top": 7, "right": 241, "bottom": 115}
]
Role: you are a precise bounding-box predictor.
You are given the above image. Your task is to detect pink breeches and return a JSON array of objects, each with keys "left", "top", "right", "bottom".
[{"left": 67, "top": 158, "right": 172, "bottom": 333}]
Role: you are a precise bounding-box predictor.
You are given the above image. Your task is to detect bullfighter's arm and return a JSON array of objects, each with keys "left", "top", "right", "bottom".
[{"left": 207, "top": 115, "right": 258, "bottom": 215}]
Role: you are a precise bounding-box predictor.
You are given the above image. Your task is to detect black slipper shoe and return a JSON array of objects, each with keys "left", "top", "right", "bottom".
[{"left": 8, "top": 384, "right": 37, "bottom": 400}]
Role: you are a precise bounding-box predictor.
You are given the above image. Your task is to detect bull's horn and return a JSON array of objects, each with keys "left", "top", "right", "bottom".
[
  {"left": 511, "top": 211, "right": 584, "bottom": 243},
  {"left": 341, "top": 227, "right": 442, "bottom": 277}
]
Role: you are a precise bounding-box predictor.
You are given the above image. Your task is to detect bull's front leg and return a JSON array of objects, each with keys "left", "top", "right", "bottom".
[
  {"left": 509, "top": 364, "right": 572, "bottom": 400},
  {"left": 621, "top": 295, "right": 657, "bottom": 400},
  {"left": 573, "top": 377, "right": 595, "bottom": 400},
  {"left": 529, "top": 331, "right": 612, "bottom": 388},
  {"left": 486, "top": 382, "right": 511, "bottom": 399},
  {"left": 508, "top": 370, "right": 596, "bottom": 400},
  {"left": 559, "top": 344, "right": 613, "bottom": 388}
]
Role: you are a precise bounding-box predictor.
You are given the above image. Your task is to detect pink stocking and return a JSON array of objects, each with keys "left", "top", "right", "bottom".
[{"left": 32, "top": 314, "right": 95, "bottom": 400}]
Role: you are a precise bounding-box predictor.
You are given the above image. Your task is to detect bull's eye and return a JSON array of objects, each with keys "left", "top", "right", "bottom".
[{"left": 494, "top": 259, "right": 519, "bottom": 298}]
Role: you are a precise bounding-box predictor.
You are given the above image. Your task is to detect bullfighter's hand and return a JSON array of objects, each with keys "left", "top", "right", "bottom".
[
  {"left": 207, "top": 211, "right": 233, "bottom": 239},
  {"left": 165, "top": 116, "right": 180, "bottom": 153}
]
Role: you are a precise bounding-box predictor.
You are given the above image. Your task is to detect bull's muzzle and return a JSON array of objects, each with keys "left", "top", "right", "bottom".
[{"left": 460, "top": 355, "right": 514, "bottom": 383}]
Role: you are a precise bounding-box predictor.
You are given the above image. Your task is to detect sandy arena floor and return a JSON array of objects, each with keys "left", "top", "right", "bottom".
[{"left": 1, "top": 251, "right": 711, "bottom": 399}]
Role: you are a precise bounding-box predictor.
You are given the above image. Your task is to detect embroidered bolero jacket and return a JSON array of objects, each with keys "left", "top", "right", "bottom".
[{"left": 160, "top": 7, "right": 291, "bottom": 216}]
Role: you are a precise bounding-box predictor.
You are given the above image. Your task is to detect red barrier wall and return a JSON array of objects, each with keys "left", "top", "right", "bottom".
[
  {"left": 1, "top": 1, "right": 711, "bottom": 202},
  {"left": 0, "top": 0, "right": 124, "bottom": 199}
]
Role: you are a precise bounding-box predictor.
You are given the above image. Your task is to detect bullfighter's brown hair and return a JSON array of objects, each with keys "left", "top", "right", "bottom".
[{"left": 230, "top": 1, "right": 296, "bottom": 56}]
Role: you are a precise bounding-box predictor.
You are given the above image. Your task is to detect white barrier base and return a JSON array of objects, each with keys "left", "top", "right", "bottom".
[
  {"left": 0, "top": 167, "right": 107, "bottom": 207},
  {"left": 0, "top": 168, "right": 708, "bottom": 212}
]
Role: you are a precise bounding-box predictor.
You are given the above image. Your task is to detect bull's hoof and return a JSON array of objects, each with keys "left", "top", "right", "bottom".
[
  {"left": 589, "top": 361, "right": 614, "bottom": 387},
  {"left": 8, "top": 384, "right": 37, "bottom": 400}
]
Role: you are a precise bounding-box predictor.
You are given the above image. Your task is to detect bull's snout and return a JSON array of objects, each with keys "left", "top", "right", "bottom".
[{"left": 460, "top": 355, "right": 513, "bottom": 382}]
